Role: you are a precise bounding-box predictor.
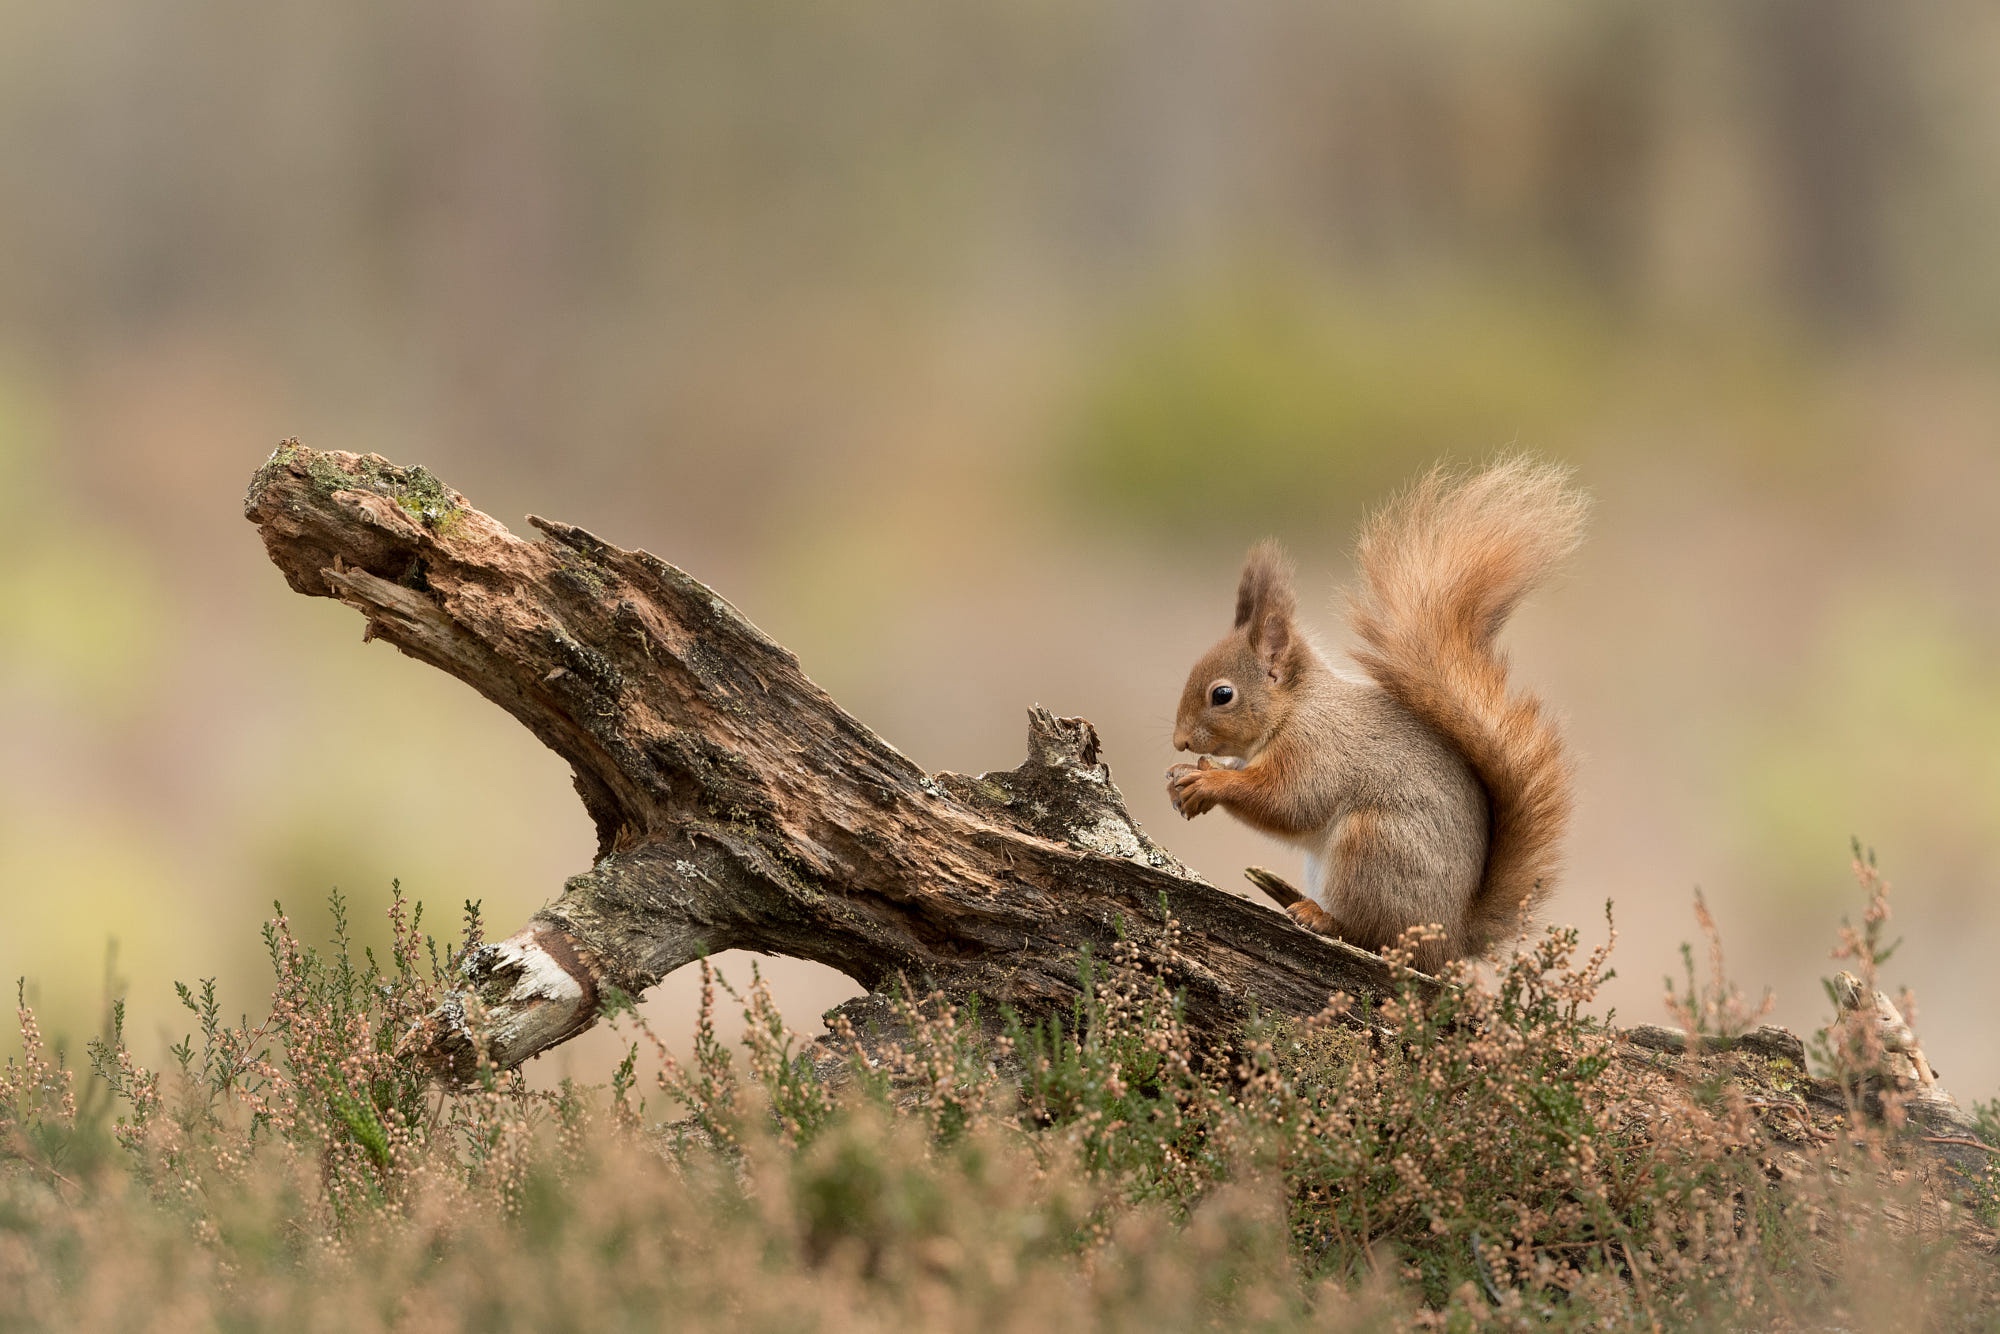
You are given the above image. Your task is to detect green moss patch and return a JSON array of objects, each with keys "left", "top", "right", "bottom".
[{"left": 300, "top": 448, "right": 465, "bottom": 534}]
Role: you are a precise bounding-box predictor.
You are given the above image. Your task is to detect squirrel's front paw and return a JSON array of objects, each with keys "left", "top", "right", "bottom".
[
  {"left": 1287, "top": 900, "right": 1338, "bottom": 934},
  {"left": 1165, "top": 759, "right": 1226, "bottom": 818}
]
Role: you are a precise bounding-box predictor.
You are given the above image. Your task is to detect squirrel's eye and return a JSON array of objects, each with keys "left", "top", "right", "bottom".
[{"left": 1209, "top": 684, "right": 1235, "bottom": 707}]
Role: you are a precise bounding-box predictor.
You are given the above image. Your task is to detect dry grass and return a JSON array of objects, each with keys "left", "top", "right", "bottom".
[{"left": 3, "top": 863, "right": 1997, "bottom": 1332}]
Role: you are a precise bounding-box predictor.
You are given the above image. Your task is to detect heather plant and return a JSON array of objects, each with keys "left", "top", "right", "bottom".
[
  {"left": 1664, "top": 890, "right": 1775, "bottom": 1049},
  {"left": 1970, "top": 1098, "right": 2000, "bottom": 1231},
  {"left": 72, "top": 885, "right": 572, "bottom": 1235},
  {"left": 2, "top": 865, "right": 1997, "bottom": 1331},
  {"left": 1, "top": 981, "right": 79, "bottom": 1194},
  {"left": 1810, "top": 843, "right": 1926, "bottom": 1133},
  {"left": 1009, "top": 932, "right": 1222, "bottom": 1212}
]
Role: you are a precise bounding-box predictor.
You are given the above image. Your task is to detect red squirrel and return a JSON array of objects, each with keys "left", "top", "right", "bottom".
[{"left": 1165, "top": 458, "right": 1587, "bottom": 972}]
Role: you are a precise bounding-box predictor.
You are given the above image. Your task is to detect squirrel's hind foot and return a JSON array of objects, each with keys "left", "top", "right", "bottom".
[{"left": 1286, "top": 899, "right": 1340, "bottom": 935}]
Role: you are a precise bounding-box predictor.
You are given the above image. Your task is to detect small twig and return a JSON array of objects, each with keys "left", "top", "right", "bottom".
[
  {"left": 1469, "top": 1232, "right": 1506, "bottom": 1307},
  {"left": 1923, "top": 1135, "right": 2000, "bottom": 1156},
  {"left": 3, "top": 1129, "right": 79, "bottom": 1193},
  {"left": 1244, "top": 866, "right": 1304, "bottom": 909},
  {"left": 1615, "top": 1235, "right": 1663, "bottom": 1334}
]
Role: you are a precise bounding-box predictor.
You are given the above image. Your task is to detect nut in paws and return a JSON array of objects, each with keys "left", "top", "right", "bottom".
[{"left": 1165, "top": 760, "right": 1226, "bottom": 818}]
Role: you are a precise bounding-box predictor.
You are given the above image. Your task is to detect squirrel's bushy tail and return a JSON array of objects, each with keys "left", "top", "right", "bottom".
[{"left": 1348, "top": 457, "right": 1588, "bottom": 956}]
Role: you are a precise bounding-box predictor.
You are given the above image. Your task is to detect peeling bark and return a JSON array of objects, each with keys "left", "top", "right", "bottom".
[{"left": 244, "top": 443, "right": 1418, "bottom": 1077}]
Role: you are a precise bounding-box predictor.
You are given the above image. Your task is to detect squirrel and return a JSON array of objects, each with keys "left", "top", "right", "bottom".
[{"left": 1164, "top": 457, "right": 1587, "bottom": 973}]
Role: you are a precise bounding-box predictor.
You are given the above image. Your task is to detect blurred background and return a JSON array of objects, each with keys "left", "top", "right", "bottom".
[{"left": 4, "top": 1, "right": 1999, "bottom": 1094}]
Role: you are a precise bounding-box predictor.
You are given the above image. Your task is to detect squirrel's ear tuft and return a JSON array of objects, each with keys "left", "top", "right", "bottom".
[
  {"left": 1234, "top": 540, "right": 1296, "bottom": 630},
  {"left": 1235, "top": 540, "right": 1299, "bottom": 676}
]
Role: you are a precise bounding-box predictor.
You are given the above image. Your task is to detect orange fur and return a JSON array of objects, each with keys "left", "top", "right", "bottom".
[
  {"left": 1346, "top": 457, "right": 1587, "bottom": 955},
  {"left": 1167, "top": 751, "right": 1318, "bottom": 837}
]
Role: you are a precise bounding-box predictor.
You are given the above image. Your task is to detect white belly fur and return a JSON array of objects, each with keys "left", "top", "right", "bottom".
[{"left": 1288, "top": 827, "right": 1341, "bottom": 911}]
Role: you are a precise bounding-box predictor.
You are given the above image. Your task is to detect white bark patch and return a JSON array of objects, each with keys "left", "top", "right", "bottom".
[
  {"left": 492, "top": 932, "right": 586, "bottom": 1005},
  {"left": 480, "top": 932, "right": 590, "bottom": 1062}
]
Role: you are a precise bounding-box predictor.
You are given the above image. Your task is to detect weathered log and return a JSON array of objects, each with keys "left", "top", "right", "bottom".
[{"left": 243, "top": 443, "right": 1416, "bottom": 1077}]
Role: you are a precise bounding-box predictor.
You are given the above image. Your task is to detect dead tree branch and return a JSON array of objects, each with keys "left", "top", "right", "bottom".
[{"left": 244, "top": 444, "right": 1414, "bottom": 1077}]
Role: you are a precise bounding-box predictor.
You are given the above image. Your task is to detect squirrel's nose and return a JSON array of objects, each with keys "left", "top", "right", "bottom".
[{"left": 1172, "top": 731, "right": 1190, "bottom": 752}]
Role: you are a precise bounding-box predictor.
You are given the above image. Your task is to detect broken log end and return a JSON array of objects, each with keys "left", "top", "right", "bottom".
[{"left": 399, "top": 923, "right": 602, "bottom": 1079}]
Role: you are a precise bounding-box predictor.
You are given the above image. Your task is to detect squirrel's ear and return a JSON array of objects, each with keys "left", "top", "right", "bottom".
[
  {"left": 1234, "top": 540, "right": 1296, "bottom": 629},
  {"left": 1250, "top": 608, "right": 1294, "bottom": 679},
  {"left": 1234, "top": 540, "right": 1298, "bottom": 677}
]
